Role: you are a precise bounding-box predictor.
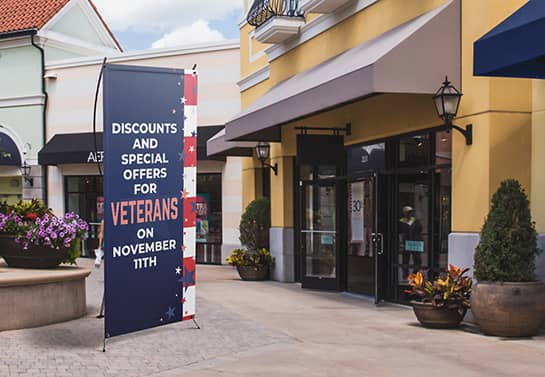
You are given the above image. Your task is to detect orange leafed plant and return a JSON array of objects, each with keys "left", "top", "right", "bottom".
[{"left": 406, "top": 264, "right": 472, "bottom": 310}]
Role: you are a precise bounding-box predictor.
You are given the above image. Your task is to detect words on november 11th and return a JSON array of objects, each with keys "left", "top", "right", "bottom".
[{"left": 110, "top": 122, "right": 180, "bottom": 270}]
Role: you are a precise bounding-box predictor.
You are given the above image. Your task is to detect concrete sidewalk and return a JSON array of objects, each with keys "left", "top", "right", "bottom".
[
  {"left": 184, "top": 265, "right": 545, "bottom": 377},
  {"left": 0, "top": 261, "right": 544, "bottom": 377}
]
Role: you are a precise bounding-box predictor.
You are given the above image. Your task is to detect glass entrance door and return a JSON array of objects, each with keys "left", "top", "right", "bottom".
[
  {"left": 393, "top": 173, "right": 431, "bottom": 301},
  {"left": 347, "top": 175, "right": 382, "bottom": 300},
  {"left": 300, "top": 180, "right": 338, "bottom": 290}
]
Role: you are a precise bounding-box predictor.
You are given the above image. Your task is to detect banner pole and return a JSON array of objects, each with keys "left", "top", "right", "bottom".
[{"left": 192, "top": 317, "right": 201, "bottom": 330}]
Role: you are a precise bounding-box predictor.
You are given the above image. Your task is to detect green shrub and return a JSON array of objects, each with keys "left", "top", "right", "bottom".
[
  {"left": 239, "top": 197, "right": 270, "bottom": 250},
  {"left": 474, "top": 179, "right": 539, "bottom": 282}
]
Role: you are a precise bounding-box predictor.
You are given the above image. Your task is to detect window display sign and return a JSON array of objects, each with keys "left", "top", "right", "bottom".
[
  {"left": 350, "top": 181, "right": 365, "bottom": 255},
  {"left": 405, "top": 240, "right": 424, "bottom": 252},
  {"left": 97, "top": 196, "right": 104, "bottom": 220},
  {"left": 196, "top": 194, "right": 210, "bottom": 242},
  {"left": 103, "top": 64, "right": 197, "bottom": 338}
]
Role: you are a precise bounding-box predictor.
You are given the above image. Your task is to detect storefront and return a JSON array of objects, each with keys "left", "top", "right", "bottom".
[
  {"left": 294, "top": 129, "right": 451, "bottom": 303},
  {"left": 39, "top": 127, "right": 242, "bottom": 262},
  {"left": 220, "top": 0, "right": 467, "bottom": 299}
]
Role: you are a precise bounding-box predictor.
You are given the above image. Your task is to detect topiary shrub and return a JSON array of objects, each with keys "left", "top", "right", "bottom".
[
  {"left": 239, "top": 197, "right": 270, "bottom": 250},
  {"left": 474, "top": 179, "right": 540, "bottom": 282}
]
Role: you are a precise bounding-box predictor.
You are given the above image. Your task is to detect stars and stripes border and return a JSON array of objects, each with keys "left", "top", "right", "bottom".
[{"left": 182, "top": 70, "right": 197, "bottom": 321}]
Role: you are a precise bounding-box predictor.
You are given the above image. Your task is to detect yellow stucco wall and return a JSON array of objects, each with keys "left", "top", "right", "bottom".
[
  {"left": 452, "top": 0, "right": 532, "bottom": 232},
  {"left": 269, "top": 0, "right": 447, "bottom": 83}
]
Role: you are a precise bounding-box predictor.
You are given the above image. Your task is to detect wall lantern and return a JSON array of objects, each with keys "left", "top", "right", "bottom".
[
  {"left": 433, "top": 76, "right": 472, "bottom": 145},
  {"left": 255, "top": 142, "right": 278, "bottom": 176},
  {"left": 20, "top": 160, "right": 34, "bottom": 187}
]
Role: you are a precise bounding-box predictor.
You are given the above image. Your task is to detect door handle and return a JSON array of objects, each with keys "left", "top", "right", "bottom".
[{"left": 371, "top": 233, "right": 384, "bottom": 255}]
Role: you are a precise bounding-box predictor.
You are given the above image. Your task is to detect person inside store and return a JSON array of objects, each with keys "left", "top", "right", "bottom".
[{"left": 399, "top": 206, "right": 423, "bottom": 280}]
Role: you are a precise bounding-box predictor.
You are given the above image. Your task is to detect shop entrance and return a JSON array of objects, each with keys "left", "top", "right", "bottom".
[
  {"left": 295, "top": 134, "right": 345, "bottom": 290},
  {"left": 343, "top": 130, "right": 451, "bottom": 304}
]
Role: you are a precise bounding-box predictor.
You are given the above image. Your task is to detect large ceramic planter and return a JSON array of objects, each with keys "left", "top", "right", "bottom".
[
  {"left": 0, "top": 234, "right": 69, "bottom": 269},
  {"left": 471, "top": 281, "right": 545, "bottom": 337},
  {"left": 236, "top": 265, "right": 269, "bottom": 281},
  {"left": 411, "top": 301, "right": 467, "bottom": 329}
]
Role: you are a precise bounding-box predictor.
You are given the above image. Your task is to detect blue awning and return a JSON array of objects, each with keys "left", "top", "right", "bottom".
[
  {"left": 474, "top": 1, "right": 545, "bottom": 79},
  {"left": 0, "top": 131, "right": 21, "bottom": 167}
]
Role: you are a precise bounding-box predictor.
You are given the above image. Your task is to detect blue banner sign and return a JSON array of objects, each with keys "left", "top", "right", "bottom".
[{"left": 103, "top": 64, "right": 185, "bottom": 338}]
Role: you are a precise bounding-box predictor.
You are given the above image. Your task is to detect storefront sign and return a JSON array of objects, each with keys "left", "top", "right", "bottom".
[{"left": 103, "top": 64, "right": 197, "bottom": 338}]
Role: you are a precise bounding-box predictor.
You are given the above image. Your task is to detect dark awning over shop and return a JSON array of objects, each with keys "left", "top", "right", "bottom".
[
  {"left": 38, "top": 132, "right": 103, "bottom": 165},
  {"left": 224, "top": 0, "right": 460, "bottom": 142},
  {"left": 39, "top": 129, "right": 229, "bottom": 165},
  {"left": 207, "top": 128, "right": 254, "bottom": 158},
  {"left": 197, "top": 125, "right": 227, "bottom": 161},
  {"left": 0, "top": 130, "right": 22, "bottom": 166},
  {"left": 474, "top": 1, "right": 545, "bottom": 79}
]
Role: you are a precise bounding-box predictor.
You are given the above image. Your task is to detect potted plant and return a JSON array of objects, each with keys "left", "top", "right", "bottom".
[
  {"left": 406, "top": 264, "right": 472, "bottom": 328},
  {"left": 239, "top": 197, "right": 270, "bottom": 251},
  {"left": 226, "top": 248, "right": 274, "bottom": 281},
  {"left": 471, "top": 179, "right": 545, "bottom": 337},
  {"left": 0, "top": 199, "right": 89, "bottom": 269}
]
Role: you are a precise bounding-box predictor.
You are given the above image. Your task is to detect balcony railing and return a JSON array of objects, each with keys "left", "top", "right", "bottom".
[{"left": 247, "top": 0, "right": 302, "bottom": 27}]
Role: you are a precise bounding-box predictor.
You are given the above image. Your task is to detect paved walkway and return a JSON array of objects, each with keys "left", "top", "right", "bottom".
[{"left": 1, "top": 260, "right": 544, "bottom": 377}]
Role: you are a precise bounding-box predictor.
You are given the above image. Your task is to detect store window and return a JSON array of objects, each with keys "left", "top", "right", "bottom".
[
  {"left": 65, "top": 176, "right": 104, "bottom": 256},
  {"left": 196, "top": 173, "right": 222, "bottom": 264},
  {"left": 399, "top": 134, "right": 431, "bottom": 166},
  {"left": 0, "top": 177, "right": 22, "bottom": 204}
]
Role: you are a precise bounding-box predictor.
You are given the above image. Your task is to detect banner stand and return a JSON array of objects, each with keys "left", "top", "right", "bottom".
[{"left": 98, "top": 63, "right": 198, "bottom": 351}]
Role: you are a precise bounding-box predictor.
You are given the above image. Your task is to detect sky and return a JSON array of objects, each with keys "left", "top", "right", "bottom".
[{"left": 92, "top": 0, "right": 244, "bottom": 51}]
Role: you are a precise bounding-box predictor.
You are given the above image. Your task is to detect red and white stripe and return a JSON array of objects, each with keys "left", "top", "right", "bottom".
[{"left": 182, "top": 70, "right": 197, "bottom": 321}]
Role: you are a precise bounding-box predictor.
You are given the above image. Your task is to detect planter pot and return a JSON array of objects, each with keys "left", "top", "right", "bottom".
[
  {"left": 411, "top": 301, "right": 467, "bottom": 329},
  {"left": 236, "top": 265, "right": 269, "bottom": 281},
  {"left": 0, "top": 234, "right": 69, "bottom": 269},
  {"left": 471, "top": 281, "right": 545, "bottom": 337}
]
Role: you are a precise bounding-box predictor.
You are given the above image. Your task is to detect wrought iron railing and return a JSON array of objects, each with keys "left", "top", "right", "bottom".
[{"left": 247, "top": 0, "right": 302, "bottom": 27}]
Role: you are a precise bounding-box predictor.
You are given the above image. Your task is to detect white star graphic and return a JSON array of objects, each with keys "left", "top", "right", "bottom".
[
  {"left": 172, "top": 109, "right": 177, "bottom": 114},
  {"left": 181, "top": 97, "right": 187, "bottom": 105},
  {"left": 175, "top": 266, "right": 181, "bottom": 274},
  {"left": 189, "top": 146, "right": 195, "bottom": 153}
]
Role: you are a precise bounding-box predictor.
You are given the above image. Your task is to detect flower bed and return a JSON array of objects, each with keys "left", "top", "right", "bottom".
[{"left": 0, "top": 200, "right": 89, "bottom": 268}]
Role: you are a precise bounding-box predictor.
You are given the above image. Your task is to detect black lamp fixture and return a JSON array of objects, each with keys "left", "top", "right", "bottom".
[
  {"left": 433, "top": 76, "right": 472, "bottom": 145},
  {"left": 255, "top": 142, "right": 278, "bottom": 176},
  {"left": 20, "top": 160, "right": 34, "bottom": 187}
]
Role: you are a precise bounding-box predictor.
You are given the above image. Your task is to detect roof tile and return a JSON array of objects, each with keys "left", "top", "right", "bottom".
[{"left": 0, "top": 0, "right": 70, "bottom": 34}]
